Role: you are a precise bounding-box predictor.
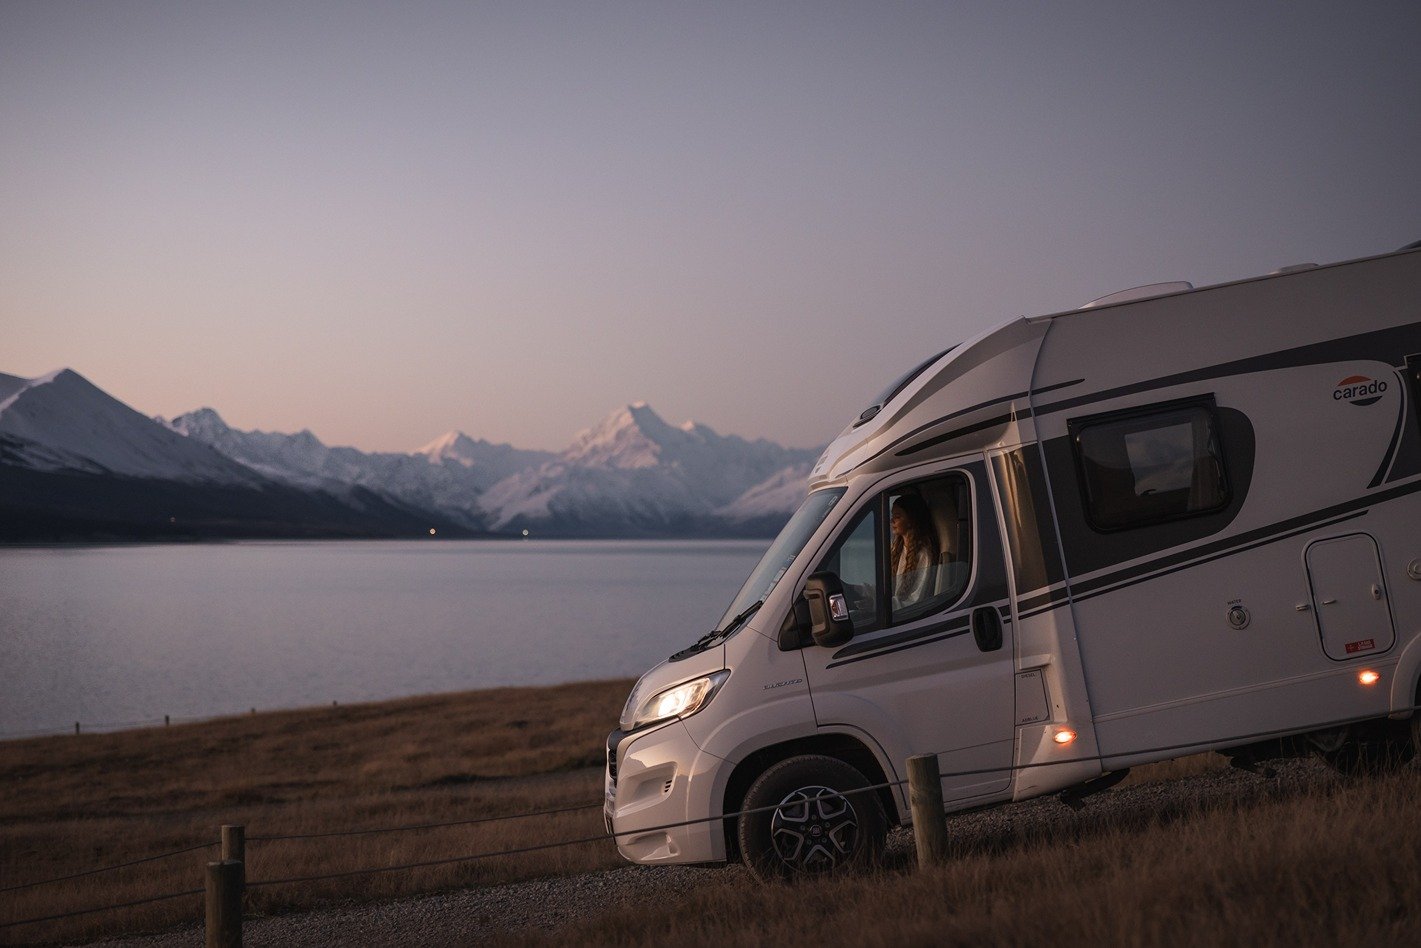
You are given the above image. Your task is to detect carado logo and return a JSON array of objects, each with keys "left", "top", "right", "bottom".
[{"left": 1333, "top": 375, "right": 1388, "bottom": 406}]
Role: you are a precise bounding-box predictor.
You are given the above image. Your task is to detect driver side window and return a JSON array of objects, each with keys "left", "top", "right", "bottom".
[
  {"left": 815, "top": 472, "right": 974, "bottom": 633},
  {"left": 815, "top": 506, "right": 881, "bottom": 634}
]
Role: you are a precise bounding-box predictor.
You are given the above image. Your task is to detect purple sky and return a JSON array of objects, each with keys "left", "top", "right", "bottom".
[{"left": 4, "top": 1, "right": 1419, "bottom": 452}]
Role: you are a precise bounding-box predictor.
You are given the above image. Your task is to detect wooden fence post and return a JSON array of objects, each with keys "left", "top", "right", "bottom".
[
  {"left": 221, "top": 824, "right": 246, "bottom": 888},
  {"left": 205, "top": 860, "right": 243, "bottom": 948},
  {"left": 907, "top": 754, "right": 949, "bottom": 869}
]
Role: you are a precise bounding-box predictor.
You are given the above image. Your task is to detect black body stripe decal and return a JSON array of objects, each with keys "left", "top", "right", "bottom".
[
  {"left": 1032, "top": 321, "right": 1421, "bottom": 420},
  {"left": 1014, "top": 476, "right": 1421, "bottom": 619},
  {"left": 893, "top": 321, "right": 1421, "bottom": 459},
  {"left": 819, "top": 482, "right": 1417, "bottom": 669},
  {"left": 825, "top": 609, "right": 1013, "bottom": 670},
  {"left": 830, "top": 614, "right": 968, "bottom": 661},
  {"left": 1018, "top": 510, "right": 1367, "bottom": 619},
  {"left": 1368, "top": 369, "right": 1409, "bottom": 489},
  {"left": 882, "top": 379, "right": 1083, "bottom": 460},
  {"left": 897, "top": 411, "right": 1021, "bottom": 458}
]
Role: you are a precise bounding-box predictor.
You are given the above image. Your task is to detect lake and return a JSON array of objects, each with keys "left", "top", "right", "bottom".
[{"left": 0, "top": 539, "right": 767, "bottom": 737}]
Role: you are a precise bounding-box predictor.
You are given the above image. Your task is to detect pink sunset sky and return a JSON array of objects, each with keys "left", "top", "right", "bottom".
[{"left": 3, "top": 1, "right": 1418, "bottom": 452}]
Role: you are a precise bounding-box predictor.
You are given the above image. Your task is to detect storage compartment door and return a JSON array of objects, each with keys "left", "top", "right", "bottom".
[{"left": 1305, "top": 534, "right": 1395, "bottom": 660}]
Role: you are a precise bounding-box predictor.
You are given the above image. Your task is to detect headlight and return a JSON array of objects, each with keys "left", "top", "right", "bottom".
[{"left": 629, "top": 671, "right": 730, "bottom": 730}]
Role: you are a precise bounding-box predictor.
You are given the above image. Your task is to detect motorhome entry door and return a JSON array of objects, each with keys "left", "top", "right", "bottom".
[{"left": 1304, "top": 534, "right": 1396, "bottom": 661}]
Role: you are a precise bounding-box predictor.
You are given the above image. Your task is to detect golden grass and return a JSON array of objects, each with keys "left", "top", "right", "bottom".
[
  {"left": 5, "top": 679, "right": 1410, "bottom": 947},
  {"left": 0, "top": 679, "right": 634, "bottom": 945},
  {"left": 522, "top": 764, "right": 1421, "bottom": 947}
]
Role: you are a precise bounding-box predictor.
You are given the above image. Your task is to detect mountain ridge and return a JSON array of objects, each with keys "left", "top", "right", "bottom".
[{"left": 1, "top": 368, "right": 821, "bottom": 540}]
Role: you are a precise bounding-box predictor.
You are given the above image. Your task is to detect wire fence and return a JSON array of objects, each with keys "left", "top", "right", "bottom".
[
  {"left": 0, "top": 704, "right": 348, "bottom": 740},
  {"left": 3, "top": 700, "right": 1418, "bottom": 932},
  {"left": 0, "top": 841, "right": 217, "bottom": 893}
]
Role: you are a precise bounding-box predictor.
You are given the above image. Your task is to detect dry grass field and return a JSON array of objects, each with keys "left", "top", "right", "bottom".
[
  {"left": 3, "top": 680, "right": 1418, "bottom": 947},
  {"left": 521, "top": 762, "right": 1421, "bottom": 948},
  {"left": 0, "top": 679, "right": 634, "bottom": 945}
]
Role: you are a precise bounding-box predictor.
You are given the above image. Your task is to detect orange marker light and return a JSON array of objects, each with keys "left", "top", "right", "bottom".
[
  {"left": 1358, "top": 670, "right": 1381, "bottom": 686},
  {"left": 1053, "top": 729, "right": 1077, "bottom": 745}
]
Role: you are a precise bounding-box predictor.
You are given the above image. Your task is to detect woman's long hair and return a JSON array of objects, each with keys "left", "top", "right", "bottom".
[{"left": 890, "top": 494, "right": 937, "bottom": 593}]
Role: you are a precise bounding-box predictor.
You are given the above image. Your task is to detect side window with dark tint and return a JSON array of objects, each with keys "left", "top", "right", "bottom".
[{"left": 1070, "top": 398, "right": 1230, "bottom": 531}]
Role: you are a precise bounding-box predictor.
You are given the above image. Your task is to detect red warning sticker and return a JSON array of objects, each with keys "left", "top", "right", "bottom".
[{"left": 1345, "top": 639, "right": 1376, "bottom": 654}]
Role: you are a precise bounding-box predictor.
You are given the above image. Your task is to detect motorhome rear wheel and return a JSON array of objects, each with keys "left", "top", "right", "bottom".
[
  {"left": 736, "top": 754, "right": 887, "bottom": 880},
  {"left": 1317, "top": 718, "right": 1417, "bottom": 777}
]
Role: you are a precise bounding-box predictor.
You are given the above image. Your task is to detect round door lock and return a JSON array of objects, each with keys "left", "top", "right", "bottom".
[
  {"left": 1227, "top": 605, "right": 1251, "bottom": 630},
  {"left": 1409, "top": 559, "right": 1421, "bottom": 581}
]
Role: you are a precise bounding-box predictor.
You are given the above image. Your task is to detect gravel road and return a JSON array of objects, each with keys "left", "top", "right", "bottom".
[{"left": 86, "top": 757, "right": 1343, "bottom": 947}]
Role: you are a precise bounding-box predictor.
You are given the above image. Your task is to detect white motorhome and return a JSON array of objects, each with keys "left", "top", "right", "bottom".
[{"left": 605, "top": 243, "right": 1421, "bottom": 877}]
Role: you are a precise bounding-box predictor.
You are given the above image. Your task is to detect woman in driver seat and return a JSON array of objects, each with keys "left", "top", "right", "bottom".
[{"left": 889, "top": 493, "right": 938, "bottom": 610}]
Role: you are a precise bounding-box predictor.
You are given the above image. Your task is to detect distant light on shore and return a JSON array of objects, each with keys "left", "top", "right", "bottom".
[{"left": 429, "top": 528, "right": 437, "bottom": 536}]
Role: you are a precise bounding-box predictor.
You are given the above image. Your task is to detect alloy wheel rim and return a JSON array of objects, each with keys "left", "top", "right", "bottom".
[{"left": 768, "top": 784, "right": 860, "bottom": 871}]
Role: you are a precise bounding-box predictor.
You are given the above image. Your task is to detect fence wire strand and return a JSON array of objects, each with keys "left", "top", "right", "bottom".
[
  {"left": 0, "top": 841, "right": 217, "bottom": 893},
  {"left": 0, "top": 887, "right": 204, "bottom": 930},
  {"left": 248, "top": 801, "right": 602, "bottom": 842}
]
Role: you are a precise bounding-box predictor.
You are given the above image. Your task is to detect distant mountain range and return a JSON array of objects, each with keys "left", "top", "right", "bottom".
[{"left": 0, "top": 368, "right": 819, "bottom": 541}]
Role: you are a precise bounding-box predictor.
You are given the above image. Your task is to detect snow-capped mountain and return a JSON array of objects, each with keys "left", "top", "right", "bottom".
[
  {"left": 0, "top": 370, "right": 259, "bottom": 484},
  {"left": 164, "top": 410, "right": 552, "bottom": 530},
  {"left": 477, "top": 402, "right": 819, "bottom": 535},
  {"left": 1, "top": 367, "right": 822, "bottom": 540},
  {"left": 0, "top": 369, "right": 471, "bottom": 540},
  {"left": 414, "top": 431, "right": 554, "bottom": 487},
  {"left": 716, "top": 462, "right": 814, "bottom": 522}
]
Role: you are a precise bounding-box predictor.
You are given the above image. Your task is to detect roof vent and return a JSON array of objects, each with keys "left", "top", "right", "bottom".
[
  {"left": 1080, "top": 281, "right": 1193, "bottom": 310},
  {"left": 1269, "top": 263, "right": 1318, "bottom": 275}
]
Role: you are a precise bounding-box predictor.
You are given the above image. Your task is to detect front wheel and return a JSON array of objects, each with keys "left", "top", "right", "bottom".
[{"left": 736, "top": 754, "right": 887, "bottom": 881}]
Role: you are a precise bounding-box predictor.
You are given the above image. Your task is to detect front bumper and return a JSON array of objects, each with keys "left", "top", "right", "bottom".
[{"left": 604, "top": 719, "right": 726, "bottom": 864}]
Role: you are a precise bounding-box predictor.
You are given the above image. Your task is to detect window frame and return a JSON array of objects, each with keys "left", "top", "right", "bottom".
[
  {"left": 1067, "top": 394, "right": 1232, "bottom": 534},
  {"left": 814, "top": 469, "right": 977, "bottom": 633}
]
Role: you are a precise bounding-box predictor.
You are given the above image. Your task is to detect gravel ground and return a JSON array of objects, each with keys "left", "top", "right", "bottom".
[{"left": 84, "top": 757, "right": 1344, "bottom": 947}]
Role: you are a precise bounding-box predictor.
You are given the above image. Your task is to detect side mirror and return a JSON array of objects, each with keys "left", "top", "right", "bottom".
[{"left": 803, "top": 571, "right": 855, "bottom": 647}]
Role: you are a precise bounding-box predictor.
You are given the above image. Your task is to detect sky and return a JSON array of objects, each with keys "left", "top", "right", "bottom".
[{"left": 3, "top": 1, "right": 1419, "bottom": 453}]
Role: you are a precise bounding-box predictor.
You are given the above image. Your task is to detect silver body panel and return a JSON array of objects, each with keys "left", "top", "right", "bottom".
[{"left": 607, "top": 246, "right": 1421, "bottom": 864}]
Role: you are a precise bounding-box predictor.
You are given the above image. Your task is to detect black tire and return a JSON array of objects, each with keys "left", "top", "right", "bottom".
[
  {"left": 736, "top": 754, "right": 887, "bottom": 881},
  {"left": 1319, "top": 719, "right": 1416, "bottom": 777}
]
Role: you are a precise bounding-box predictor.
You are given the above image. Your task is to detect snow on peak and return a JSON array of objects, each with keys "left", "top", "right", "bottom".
[
  {"left": 416, "top": 430, "right": 482, "bottom": 461},
  {"left": 564, "top": 403, "right": 687, "bottom": 469},
  {"left": 0, "top": 369, "right": 258, "bottom": 484},
  {"left": 165, "top": 407, "right": 232, "bottom": 439}
]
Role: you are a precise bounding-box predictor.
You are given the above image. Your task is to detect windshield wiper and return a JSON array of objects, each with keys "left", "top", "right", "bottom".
[{"left": 691, "top": 600, "right": 764, "bottom": 651}]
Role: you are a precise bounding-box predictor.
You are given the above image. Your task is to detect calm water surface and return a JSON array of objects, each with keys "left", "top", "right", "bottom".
[{"left": 0, "top": 540, "right": 766, "bottom": 735}]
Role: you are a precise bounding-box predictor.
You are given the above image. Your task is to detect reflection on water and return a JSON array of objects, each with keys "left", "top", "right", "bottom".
[{"left": 0, "top": 539, "right": 766, "bottom": 734}]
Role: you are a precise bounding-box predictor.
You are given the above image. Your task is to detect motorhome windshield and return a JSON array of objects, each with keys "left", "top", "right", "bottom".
[
  {"left": 854, "top": 348, "right": 953, "bottom": 426},
  {"left": 715, "top": 488, "right": 846, "bottom": 629}
]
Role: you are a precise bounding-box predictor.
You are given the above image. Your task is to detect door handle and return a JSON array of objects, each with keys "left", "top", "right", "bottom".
[{"left": 1320, "top": 598, "right": 1338, "bottom": 605}]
